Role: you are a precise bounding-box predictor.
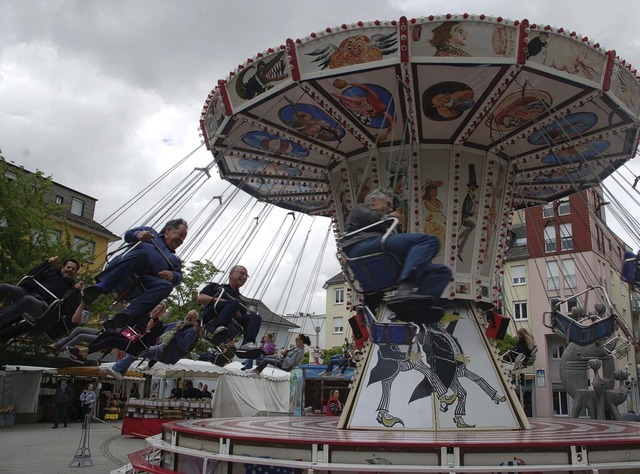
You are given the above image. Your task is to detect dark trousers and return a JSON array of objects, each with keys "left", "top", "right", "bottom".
[
  {"left": 203, "top": 300, "right": 261, "bottom": 344},
  {"left": 53, "top": 402, "right": 68, "bottom": 427},
  {"left": 0, "top": 284, "right": 48, "bottom": 329},
  {"left": 98, "top": 250, "right": 173, "bottom": 321},
  {"left": 348, "top": 233, "right": 451, "bottom": 300}
]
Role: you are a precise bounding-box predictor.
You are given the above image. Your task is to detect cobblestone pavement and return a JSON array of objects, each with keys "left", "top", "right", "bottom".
[{"left": 0, "top": 419, "right": 146, "bottom": 473}]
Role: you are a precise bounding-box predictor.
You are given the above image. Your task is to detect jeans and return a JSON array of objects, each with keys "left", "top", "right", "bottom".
[
  {"left": 97, "top": 250, "right": 174, "bottom": 321},
  {"left": 0, "top": 284, "right": 48, "bottom": 329},
  {"left": 347, "top": 233, "right": 450, "bottom": 299}
]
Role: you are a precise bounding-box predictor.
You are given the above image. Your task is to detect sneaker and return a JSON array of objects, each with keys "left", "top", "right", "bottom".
[
  {"left": 103, "top": 367, "right": 124, "bottom": 381},
  {"left": 245, "top": 368, "right": 260, "bottom": 376},
  {"left": 239, "top": 342, "right": 260, "bottom": 351},
  {"left": 45, "top": 344, "right": 61, "bottom": 355},
  {"left": 66, "top": 346, "right": 84, "bottom": 362},
  {"left": 82, "top": 285, "right": 103, "bottom": 307}
]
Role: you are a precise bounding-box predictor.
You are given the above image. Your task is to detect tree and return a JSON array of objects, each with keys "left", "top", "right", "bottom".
[
  {"left": 163, "top": 259, "right": 220, "bottom": 318},
  {"left": 0, "top": 159, "right": 94, "bottom": 283}
]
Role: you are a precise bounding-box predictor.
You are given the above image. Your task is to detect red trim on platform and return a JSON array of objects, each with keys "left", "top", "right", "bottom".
[
  {"left": 121, "top": 416, "right": 179, "bottom": 438},
  {"left": 217, "top": 80, "right": 232, "bottom": 116},
  {"left": 286, "top": 38, "right": 300, "bottom": 82},
  {"left": 128, "top": 447, "right": 176, "bottom": 474}
]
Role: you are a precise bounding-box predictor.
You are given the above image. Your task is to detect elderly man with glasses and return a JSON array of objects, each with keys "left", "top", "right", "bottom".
[
  {"left": 197, "top": 265, "right": 261, "bottom": 351},
  {"left": 340, "top": 188, "right": 451, "bottom": 317}
]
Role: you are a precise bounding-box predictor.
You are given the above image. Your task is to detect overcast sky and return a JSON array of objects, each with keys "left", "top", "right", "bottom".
[{"left": 2, "top": 0, "right": 640, "bottom": 315}]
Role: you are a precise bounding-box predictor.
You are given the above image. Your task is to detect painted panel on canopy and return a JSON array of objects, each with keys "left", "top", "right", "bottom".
[
  {"left": 455, "top": 151, "right": 486, "bottom": 274},
  {"left": 608, "top": 62, "right": 640, "bottom": 118},
  {"left": 347, "top": 154, "right": 380, "bottom": 206},
  {"left": 499, "top": 98, "right": 630, "bottom": 158},
  {"left": 314, "top": 70, "right": 405, "bottom": 145},
  {"left": 418, "top": 147, "right": 452, "bottom": 264},
  {"left": 296, "top": 27, "right": 399, "bottom": 73},
  {"left": 217, "top": 117, "right": 331, "bottom": 169},
  {"left": 237, "top": 178, "right": 330, "bottom": 205},
  {"left": 519, "top": 155, "right": 627, "bottom": 185},
  {"left": 525, "top": 30, "right": 606, "bottom": 85},
  {"left": 514, "top": 131, "right": 633, "bottom": 173},
  {"left": 330, "top": 163, "right": 353, "bottom": 225},
  {"left": 472, "top": 70, "right": 592, "bottom": 148},
  {"left": 415, "top": 64, "right": 505, "bottom": 142},
  {"left": 225, "top": 50, "right": 292, "bottom": 109},
  {"left": 237, "top": 87, "right": 363, "bottom": 153},
  {"left": 514, "top": 183, "right": 580, "bottom": 204},
  {"left": 347, "top": 305, "right": 518, "bottom": 430},
  {"left": 271, "top": 195, "right": 332, "bottom": 215},
  {"left": 409, "top": 19, "right": 518, "bottom": 59},
  {"left": 202, "top": 92, "right": 228, "bottom": 144},
  {"left": 379, "top": 149, "right": 412, "bottom": 232},
  {"left": 220, "top": 152, "right": 320, "bottom": 182},
  {"left": 478, "top": 158, "right": 508, "bottom": 279}
]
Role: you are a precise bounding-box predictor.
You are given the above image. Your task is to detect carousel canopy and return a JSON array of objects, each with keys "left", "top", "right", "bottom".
[{"left": 200, "top": 14, "right": 640, "bottom": 221}]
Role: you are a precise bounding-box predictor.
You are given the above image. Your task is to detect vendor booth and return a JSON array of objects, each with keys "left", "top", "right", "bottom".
[{"left": 114, "top": 359, "right": 291, "bottom": 438}]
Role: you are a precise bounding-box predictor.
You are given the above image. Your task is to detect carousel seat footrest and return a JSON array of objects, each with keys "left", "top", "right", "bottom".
[{"left": 370, "top": 321, "right": 418, "bottom": 345}]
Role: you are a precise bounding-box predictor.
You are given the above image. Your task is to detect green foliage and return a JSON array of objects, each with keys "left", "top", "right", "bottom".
[
  {"left": 496, "top": 333, "right": 518, "bottom": 355},
  {"left": 164, "top": 259, "right": 220, "bottom": 320},
  {"left": 0, "top": 159, "right": 96, "bottom": 282}
]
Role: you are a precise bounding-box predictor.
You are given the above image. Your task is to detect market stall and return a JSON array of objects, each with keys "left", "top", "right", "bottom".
[{"left": 117, "top": 359, "right": 291, "bottom": 437}]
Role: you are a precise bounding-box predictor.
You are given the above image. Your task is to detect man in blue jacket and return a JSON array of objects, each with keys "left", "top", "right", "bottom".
[
  {"left": 101, "top": 309, "right": 200, "bottom": 380},
  {"left": 83, "top": 218, "right": 187, "bottom": 328}
]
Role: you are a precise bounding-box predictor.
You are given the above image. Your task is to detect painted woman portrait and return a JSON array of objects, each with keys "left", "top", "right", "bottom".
[{"left": 422, "top": 179, "right": 446, "bottom": 252}]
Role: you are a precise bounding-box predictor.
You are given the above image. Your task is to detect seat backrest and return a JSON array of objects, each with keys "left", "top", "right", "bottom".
[
  {"left": 342, "top": 251, "right": 402, "bottom": 295},
  {"left": 338, "top": 217, "right": 402, "bottom": 295},
  {"left": 621, "top": 251, "right": 640, "bottom": 288}
]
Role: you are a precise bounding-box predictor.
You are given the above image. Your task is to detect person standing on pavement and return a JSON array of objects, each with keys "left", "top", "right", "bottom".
[
  {"left": 79, "top": 383, "right": 96, "bottom": 426},
  {"left": 52, "top": 378, "right": 71, "bottom": 428}
]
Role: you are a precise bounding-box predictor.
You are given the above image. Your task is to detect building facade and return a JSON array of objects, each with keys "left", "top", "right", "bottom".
[
  {"left": 3, "top": 160, "right": 119, "bottom": 272},
  {"left": 502, "top": 187, "right": 639, "bottom": 417}
]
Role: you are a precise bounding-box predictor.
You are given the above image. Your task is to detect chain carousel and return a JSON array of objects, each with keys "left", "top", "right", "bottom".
[{"left": 127, "top": 14, "right": 640, "bottom": 473}]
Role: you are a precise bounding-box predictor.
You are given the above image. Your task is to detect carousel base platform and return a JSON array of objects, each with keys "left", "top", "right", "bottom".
[{"left": 127, "top": 416, "right": 640, "bottom": 473}]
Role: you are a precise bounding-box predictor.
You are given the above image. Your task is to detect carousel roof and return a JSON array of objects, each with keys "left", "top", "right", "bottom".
[{"left": 200, "top": 14, "right": 640, "bottom": 217}]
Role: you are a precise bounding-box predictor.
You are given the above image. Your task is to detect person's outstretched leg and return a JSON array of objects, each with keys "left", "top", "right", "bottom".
[{"left": 417, "top": 264, "right": 452, "bottom": 301}]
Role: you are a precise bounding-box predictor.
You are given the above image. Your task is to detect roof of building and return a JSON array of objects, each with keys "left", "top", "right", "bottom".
[
  {"left": 243, "top": 297, "right": 299, "bottom": 329},
  {"left": 506, "top": 223, "right": 529, "bottom": 261},
  {"left": 324, "top": 272, "right": 345, "bottom": 287}
]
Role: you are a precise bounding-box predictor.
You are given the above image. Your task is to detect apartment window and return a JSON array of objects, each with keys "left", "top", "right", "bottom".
[
  {"left": 333, "top": 316, "right": 344, "bottom": 334},
  {"left": 559, "top": 223, "right": 573, "bottom": 250},
  {"left": 552, "top": 344, "right": 565, "bottom": 359},
  {"left": 562, "top": 258, "right": 576, "bottom": 289},
  {"left": 511, "top": 265, "right": 526, "bottom": 285},
  {"left": 513, "top": 301, "right": 528, "bottom": 321},
  {"left": 71, "top": 197, "right": 84, "bottom": 216},
  {"left": 55, "top": 195, "right": 64, "bottom": 205},
  {"left": 553, "top": 389, "right": 569, "bottom": 416},
  {"left": 547, "top": 261, "right": 560, "bottom": 291},
  {"left": 557, "top": 198, "right": 570, "bottom": 215},
  {"left": 73, "top": 236, "right": 95, "bottom": 261},
  {"left": 334, "top": 287, "right": 344, "bottom": 305},
  {"left": 544, "top": 226, "right": 557, "bottom": 252},
  {"left": 542, "top": 203, "right": 554, "bottom": 218},
  {"left": 4, "top": 171, "right": 16, "bottom": 180}
]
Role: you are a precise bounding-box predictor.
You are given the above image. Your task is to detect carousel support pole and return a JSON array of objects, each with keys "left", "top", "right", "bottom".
[{"left": 69, "top": 414, "right": 93, "bottom": 467}]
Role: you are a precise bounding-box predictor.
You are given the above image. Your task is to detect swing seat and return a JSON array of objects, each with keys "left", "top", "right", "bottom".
[
  {"left": 621, "top": 251, "right": 640, "bottom": 289},
  {"left": 545, "top": 310, "right": 617, "bottom": 345},
  {"left": 357, "top": 304, "right": 418, "bottom": 346},
  {"left": 338, "top": 217, "right": 402, "bottom": 296}
]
